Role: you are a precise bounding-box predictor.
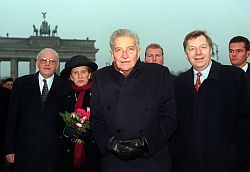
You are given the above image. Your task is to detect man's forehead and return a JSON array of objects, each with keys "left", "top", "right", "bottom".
[
  {"left": 147, "top": 48, "right": 162, "bottom": 52},
  {"left": 229, "top": 42, "right": 245, "bottom": 47},
  {"left": 40, "top": 51, "right": 57, "bottom": 58},
  {"left": 114, "top": 36, "right": 136, "bottom": 45}
]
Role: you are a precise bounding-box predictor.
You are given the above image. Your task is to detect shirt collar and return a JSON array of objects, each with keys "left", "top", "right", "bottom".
[
  {"left": 193, "top": 60, "right": 212, "bottom": 83},
  {"left": 38, "top": 73, "right": 54, "bottom": 92},
  {"left": 241, "top": 63, "right": 248, "bottom": 72}
]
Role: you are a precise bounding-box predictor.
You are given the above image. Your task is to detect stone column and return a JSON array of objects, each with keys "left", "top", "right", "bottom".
[
  {"left": 11, "top": 59, "right": 18, "bottom": 79},
  {"left": 30, "top": 59, "right": 36, "bottom": 74}
]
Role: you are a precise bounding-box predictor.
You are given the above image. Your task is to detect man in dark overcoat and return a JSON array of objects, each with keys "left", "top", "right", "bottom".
[
  {"left": 171, "top": 30, "right": 250, "bottom": 172},
  {"left": 228, "top": 35, "right": 250, "bottom": 171},
  {"left": 228, "top": 36, "right": 250, "bottom": 79},
  {"left": 4, "top": 48, "right": 68, "bottom": 172},
  {"left": 90, "top": 29, "right": 176, "bottom": 172},
  {"left": 0, "top": 86, "right": 11, "bottom": 171}
]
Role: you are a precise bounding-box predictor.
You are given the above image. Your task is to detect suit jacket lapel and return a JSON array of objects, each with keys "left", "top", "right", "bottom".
[
  {"left": 207, "top": 60, "right": 221, "bottom": 81},
  {"left": 28, "top": 73, "right": 42, "bottom": 110},
  {"left": 183, "top": 68, "right": 196, "bottom": 95}
]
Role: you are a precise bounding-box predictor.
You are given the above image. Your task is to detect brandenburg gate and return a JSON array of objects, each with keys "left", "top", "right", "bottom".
[{"left": 0, "top": 13, "right": 98, "bottom": 79}]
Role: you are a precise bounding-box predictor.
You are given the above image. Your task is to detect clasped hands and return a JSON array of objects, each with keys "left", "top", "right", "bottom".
[{"left": 106, "top": 134, "right": 149, "bottom": 160}]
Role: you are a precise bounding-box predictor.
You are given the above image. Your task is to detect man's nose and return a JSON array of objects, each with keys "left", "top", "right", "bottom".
[
  {"left": 152, "top": 56, "right": 157, "bottom": 61},
  {"left": 195, "top": 48, "right": 201, "bottom": 55},
  {"left": 46, "top": 60, "right": 50, "bottom": 65},
  {"left": 121, "top": 50, "right": 129, "bottom": 58}
]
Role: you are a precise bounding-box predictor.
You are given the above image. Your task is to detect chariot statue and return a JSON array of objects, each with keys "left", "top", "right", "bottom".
[
  {"left": 32, "top": 12, "right": 58, "bottom": 37},
  {"left": 39, "top": 12, "right": 51, "bottom": 36}
]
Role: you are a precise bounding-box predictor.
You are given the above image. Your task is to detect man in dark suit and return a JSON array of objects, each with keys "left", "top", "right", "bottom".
[
  {"left": 144, "top": 43, "right": 176, "bottom": 79},
  {"left": 144, "top": 43, "right": 165, "bottom": 65},
  {"left": 90, "top": 29, "right": 176, "bottom": 172},
  {"left": 228, "top": 36, "right": 250, "bottom": 172},
  {"left": 0, "top": 86, "right": 11, "bottom": 172},
  {"left": 171, "top": 30, "right": 250, "bottom": 172},
  {"left": 4, "top": 48, "right": 68, "bottom": 172},
  {"left": 229, "top": 36, "right": 250, "bottom": 77}
]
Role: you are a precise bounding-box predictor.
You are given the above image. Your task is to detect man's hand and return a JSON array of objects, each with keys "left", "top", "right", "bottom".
[
  {"left": 6, "top": 154, "right": 15, "bottom": 163},
  {"left": 107, "top": 136, "right": 149, "bottom": 160}
]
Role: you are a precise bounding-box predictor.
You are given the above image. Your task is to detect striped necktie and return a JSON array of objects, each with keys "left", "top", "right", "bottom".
[{"left": 41, "top": 79, "right": 49, "bottom": 105}]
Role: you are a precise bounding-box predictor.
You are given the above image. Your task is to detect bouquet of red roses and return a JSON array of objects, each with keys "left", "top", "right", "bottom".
[{"left": 60, "top": 108, "right": 90, "bottom": 140}]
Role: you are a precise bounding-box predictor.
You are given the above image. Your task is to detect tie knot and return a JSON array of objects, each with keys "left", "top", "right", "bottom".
[
  {"left": 43, "top": 79, "right": 47, "bottom": 83},
  {"left": 197, "top": 71, "right": 202, "bottom": 78}
]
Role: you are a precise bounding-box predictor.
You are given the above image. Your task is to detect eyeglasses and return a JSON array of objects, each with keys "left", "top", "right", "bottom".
[
  {"left": 113, "top": 46, "right": 137, "bottom": 56},
  {"left": 39, "top": 58, "right": 57, "bottom": 65}
]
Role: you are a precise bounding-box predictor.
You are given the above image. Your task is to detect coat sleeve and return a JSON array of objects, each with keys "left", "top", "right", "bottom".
[
  {"left": 90, "top": 75, "right": 111, "bottom": 154},
  {"left": 145, "top": 68, "right": 177, "bottom": 154}
]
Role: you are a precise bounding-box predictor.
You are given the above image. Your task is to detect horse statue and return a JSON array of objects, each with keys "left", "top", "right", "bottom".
[
  {"left": 39, "top": 21, "right": 50, "bottom": 36},
  {"left": 52, "top": 25, "right": 58, "bottom": 36},
  {"left": 33, "top": 25, "right": 38, "bottom": 36}
]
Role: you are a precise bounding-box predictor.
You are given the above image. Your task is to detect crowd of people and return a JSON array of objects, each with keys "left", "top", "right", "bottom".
[{"left": 0, "top": 28, "right": 249, "bottom": 172}]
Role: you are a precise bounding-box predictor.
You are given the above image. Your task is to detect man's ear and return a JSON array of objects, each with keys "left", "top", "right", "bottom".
[
  {"left": 137, "top": 48, "right": 141, "bottom": 60},
  {"left": 110, "top": 49, "right": 115, "bottom": 61}
]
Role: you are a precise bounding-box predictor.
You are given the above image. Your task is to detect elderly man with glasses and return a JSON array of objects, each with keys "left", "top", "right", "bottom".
[{"left": 4, "top": 48, "right": 69, "bottom": 172}]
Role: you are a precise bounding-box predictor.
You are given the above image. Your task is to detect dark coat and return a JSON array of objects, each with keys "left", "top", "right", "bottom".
[
  {"left": 172, "top": 60, "right": 250, "bottom": 172},
  {"left": 90, "top": 61, "right": 176, "bottom": 172},
  {"left": 0, "top": 87, "right": 11, "bottom": 163},
  {"left": 4, "top": 73, "right": 68, "bottom": 172},
  {"left": 58, "top": 85, "right": 101, "bottom": 172},
  {"left": 241, "top": 63, "right": 250, "bottom": 172}
]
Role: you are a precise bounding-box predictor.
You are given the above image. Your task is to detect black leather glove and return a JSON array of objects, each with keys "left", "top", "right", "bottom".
[
  {"left": 107, "top": 135, "right": 149, "bottom": 160},
  {"left": 62, "top": 126, "right": 90, "bottom": 141}
]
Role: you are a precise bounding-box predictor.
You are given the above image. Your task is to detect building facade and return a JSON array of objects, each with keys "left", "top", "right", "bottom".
[{"left": 0, "top": 13, "right": 98, "bottom": 79}]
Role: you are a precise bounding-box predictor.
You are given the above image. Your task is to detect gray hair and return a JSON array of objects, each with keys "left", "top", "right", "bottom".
[
  {"left": 36, "top": 48, "right": 59, "bottom": 62},
  {"left": 109, "top": 29, "right": 140, "bottom": 50}
]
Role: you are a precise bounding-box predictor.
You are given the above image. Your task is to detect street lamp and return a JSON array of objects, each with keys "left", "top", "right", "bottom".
[{"left": 212, "top": 43, "right": 219, "bottom": 61}]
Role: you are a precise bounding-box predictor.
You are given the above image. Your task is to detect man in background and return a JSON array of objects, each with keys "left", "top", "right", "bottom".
[
  {"left": 1, "top": 78, "right": 13, "bottom": 90},
  {"left": 0, "top": 85, "right": 11, "bottom": 172},
  {"left": 144, "top": 43, "right": 164, "bottom": 65},
  {"left": 229, "top": 36, "right": 250, "bottom": 77},
  {"left": 229, "top": 36, "right": 250, "bottom": 172},
  {"left": 144, "top": 43, "right": 176, "bottom": 78}
]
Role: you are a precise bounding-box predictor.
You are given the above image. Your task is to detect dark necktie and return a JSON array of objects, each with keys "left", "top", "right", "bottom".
[
  {"left": 195, "top": 72, "right": 202, "bottom": 91},
  {"left": 41, "top": 79, "right": 49, "bottom": 105}
]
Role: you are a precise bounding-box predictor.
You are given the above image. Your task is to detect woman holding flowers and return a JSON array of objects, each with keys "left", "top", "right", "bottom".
[{"left": 59, "top": 55, "right": 101, "bottom": 172}]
